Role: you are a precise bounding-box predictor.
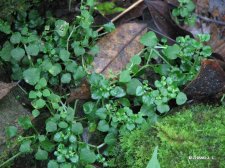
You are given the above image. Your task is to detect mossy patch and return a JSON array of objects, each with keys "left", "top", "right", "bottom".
[{"left": 115, "top": 105, "right": 225, "bottom": 168}]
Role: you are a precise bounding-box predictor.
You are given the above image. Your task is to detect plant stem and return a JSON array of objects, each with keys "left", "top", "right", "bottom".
[
  {"left": 73, "top": 99, "right": 79, "bottom": 112},
  {"left": 152, "top": 49, "right": 173, "bottom": 67},
  {"left": 23, "top": 44, "right": 34, "bottom": 67},
  {"left": 0, "top": 152, "right": 22, "bottom": 167},
  {"left": 67, "top": 25, "right": 79, "bottom": 51}
]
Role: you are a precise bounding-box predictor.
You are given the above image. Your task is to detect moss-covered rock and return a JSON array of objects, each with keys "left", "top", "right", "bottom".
[{"left": 116, "top": 105, "right": 225, "bottom": 168}]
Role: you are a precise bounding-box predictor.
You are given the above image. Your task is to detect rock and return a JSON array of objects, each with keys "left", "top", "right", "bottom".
[{"left": 0, "top": 87, "right": 31, "bottom": 153}]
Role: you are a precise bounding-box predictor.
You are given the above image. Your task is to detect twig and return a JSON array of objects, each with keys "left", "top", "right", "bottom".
[
  {"left": 0, "top": 152, "right": 22, "bottom": 167},
  {"left": 197, "top": 15, "right": 225, "bottom": 26},
  {"left": 97, "top": 0, "right": 144, "bottom": 32}
]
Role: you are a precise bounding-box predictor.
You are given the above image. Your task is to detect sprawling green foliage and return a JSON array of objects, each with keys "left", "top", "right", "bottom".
[
  {"left": 116, "top": 105, "right": 225, "bottom": 168},
  {"left": 0, "top": 0, "right": 217, "bottom": 167}
]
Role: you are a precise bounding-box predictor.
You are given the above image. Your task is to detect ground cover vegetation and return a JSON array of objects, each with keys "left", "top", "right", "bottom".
[{"left": 0, "top": 0, "right": 223, "bottom": 168}]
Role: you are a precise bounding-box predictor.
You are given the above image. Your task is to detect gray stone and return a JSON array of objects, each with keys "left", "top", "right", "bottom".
[{"left": 0, "top": 87, "right": 31, "bottom": 152}]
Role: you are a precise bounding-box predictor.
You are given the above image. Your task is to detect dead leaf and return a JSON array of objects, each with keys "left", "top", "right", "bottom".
[
  {"left": 67, "top": 80, "right": 91, "bottom": 103},
  {"left": 184, "top": 59, "right": 225, "bottom": 100},
  {"left": 144, "top": 0, "right": 193, "bottom": 39},
  {"left": 67, "top": 22, "right": 147, "bottom": 102},
  {"left": 0, "top": 82, "right": 16, "bottom": 100},
  {"left": 93, "top": 22, "right": 148, "bottom": 77}
]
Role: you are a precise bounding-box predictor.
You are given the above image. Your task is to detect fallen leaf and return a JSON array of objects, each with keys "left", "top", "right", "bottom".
[
  {"left": 93, "top": 22, "right": 148, "bottom": 77},
  {"left": 67, "top": 80, "right": 91, "bottom": 103},
  {"left": 184, "top": 59, "right": 225, "bottom": 100},
  {"left": 0, "top": 82, "right": 16, "bottom": 100},
  {"left": 67, "top": 22, "right": 147, "bottom": 102},
  {"left": 144, "top": 0, "right": 193, "bottom": 39}
]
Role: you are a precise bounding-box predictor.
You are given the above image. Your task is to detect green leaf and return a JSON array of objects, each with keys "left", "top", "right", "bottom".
[
  {"left": 69, "top": 135, "right": 77, "bottom": 143},
  {"left": 136, "top": 86, "right": 145, "bottom": 96},
  {"left": 126, "top": 123, "right": 135, "bottom": 131},
  {"left": 29, "top": 91, "right": 37, "bottom": 99},
  {"left": 119, "top": 70, "right": 131, "bottom": 83},
  {"left": 97, "top": 120, "right": 109, "bottom": 132},
  {"left": 96, "top": 2, "right": 124, "bottom": 15},
  {"left": 157, "top": 104, "right": 170, "bottom": 113},
  {"left": 32, "top": 99, "right": 46, "bottom": 109},
  {"left": 140, "top": 32, "right": 158, "bottom": 47},
  {"left": 80, "top": 148, "right": 96, "bottom": 164},
  {"left": 96, "top": 108, "right": 107, "bottom": 120},
  {"left": 32, "top": 109, "right": 40, "bottom": 117},
  {"left": 65, "top": 61, "right": 78, "bottom": 72},
  {"left": 42, "top": 89, "right": 50, "bottom": 97},
  {"left": 146, "top": 146, "right": 160, "bottom": 168},
  {"left": 49, "top": 64, "right": 62, "bottom": 76},
  {"left": 11, "top": 47, "right": 25, "bottom": 61},
  {"left": 131, "top": 55, "right": 142, "bottom": 65},
  {"left": 58, "top": 121, "right": 68, "bottom": 129},
  {"left": 118, "top": 98, "right": 131, "bottom": 107},
  {"left": 89, "top": 45, "right": 99, "bottom": 55},
  {"left": 41, "top": 59, "right": 53, "bottom": 71},
  {"left": 38, "top": 78, "right": 47, "bottom": 88},
  {"left": 126, "top": 78, "right": 142, "bottom": 95},
  {"left": 19, "top": 140, "right": 32, "bottom": 153},
  {"left": 103, "top": 22, "right": 115, "bottom": 32},
  {"left": 176, "top": 92, "right": 187, "bottom": 105},
  {"left": 0, "top": 41, "right": 13, "bottom": 61},
  {"left": 6, "top": 126, "right": 18, "bottom": 138},
  {"left": 104, "top": 133, "right": 117, "bottom": 145},
  {"left": 40, "top": 139, "right": 55, "bottom": 152},
  {"left": 59, "top": 48, "right": 70, "bottom": 61},
  {"left": 72, "top": 42, "right": 85, "bottom": 56},
  {"left": 23, "top": 68, "right": 40, "bottom": 85},
  {"left": 73, "top": 66, "right": 86, "bottom": 80},
  {"left": 83, "top": 102, "right": 95, "bottom": 114},
  {"left": 0, "top": 19, "right": 11, "bottom": 34},
  {"left": 87, "top": 0, "right": 95, "bottom": 6},
  {"left": 10, "top": 32, "right": 21, "bottom": 44},
  {"left": 35, "top": 148, "right": 48, "bottom": 160},
  {"left": 71, "top": 122, "right": 83, "bottom": 135},
  {"left": 18, "top": 116, "right": 32, "bottom": 130},
  {"left": 48, "top": 160, "right": 59, "bottom": 168},
  {"left": 110, "top": 86, "right": 126, "bottom": 98},
  {"left": 61, "top": 73, "right": 71, "bottom": 83},
  {"left": 26, "top": 43, "right": 40, "bottom": 56},
  {"left": 46, "top": 121, "right": 57, "bottom": 132},
  {"left": 201, "top": 46, "right": 212, "bottom": 57},
  {"left": 164, "top": 44, "right": 180, "bottom": 60},
  {"left": 55, "top": 20, "right": 69, "bottom": 37}
]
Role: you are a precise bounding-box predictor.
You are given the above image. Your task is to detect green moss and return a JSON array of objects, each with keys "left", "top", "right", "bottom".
[{"left": 115, "top": 105, "right": 225, "bottom": 168}]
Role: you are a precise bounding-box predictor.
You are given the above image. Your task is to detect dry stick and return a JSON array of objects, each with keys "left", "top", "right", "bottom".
[
  {"left": 197, "top": 15, "right": 225, "bottom": 26},
  {"left": 97, "top": 0, "right": 144, "bottom": 32}
]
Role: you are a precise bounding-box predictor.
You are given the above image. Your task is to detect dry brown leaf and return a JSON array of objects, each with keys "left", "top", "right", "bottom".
[
  {"left": 66, "top": 80, "right": 91, "bottom": 103},
  {"left": 144, "top": 0, "right": 193, "bottom": 39},
  {"left": 93, "top": 22, "right": 148, "bottom": 77},
  {"left": 0, "top": 82, "right": 16, "bottom": 100},
  {"left": 67, "top": 22, "right": 147, "bottom": 102},
  {"left": 184, "top": 59, "right": 225, "bottom": 100}
]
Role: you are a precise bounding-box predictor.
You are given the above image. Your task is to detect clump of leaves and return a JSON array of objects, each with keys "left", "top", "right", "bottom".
[{"left": 172, "top": 0, "right": 196, "bottom": 26}]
